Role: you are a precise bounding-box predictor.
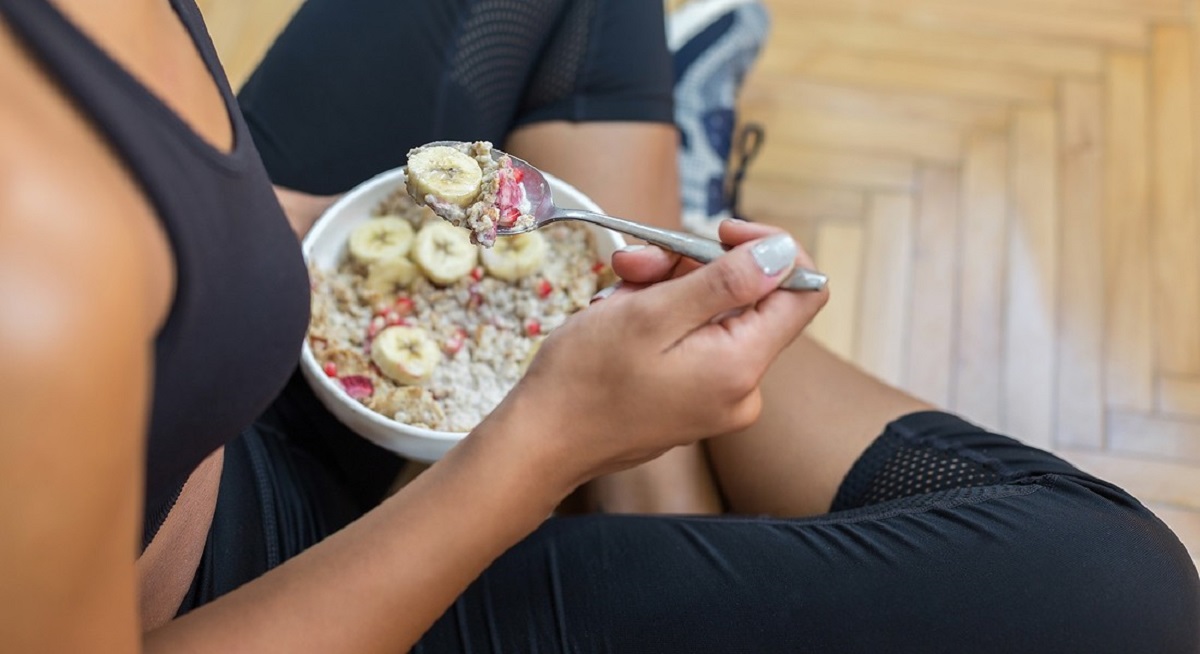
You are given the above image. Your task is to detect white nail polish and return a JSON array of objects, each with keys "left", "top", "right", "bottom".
[{"left": 751, "top": 234, "right": 797, "bottom": 276}]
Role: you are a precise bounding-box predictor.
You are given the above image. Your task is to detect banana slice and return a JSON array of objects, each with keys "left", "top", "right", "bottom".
[
  {"left": 406, "top": 146, "right": 484, "bottom": 208},
  {"left": 412, "top": 221, "right": 478, "bottom": 285},
  {"left": 348, "top": 216, "right": 414, "bottom": 265},
  {"left": 370, "top": 326, "right": 441, "bottom": 384},
  {"left": 480, "top": 231, "right": 547, "bottom": 281},
  {"left": 364, "top": 257, "right": 419, "bottom": 298}
]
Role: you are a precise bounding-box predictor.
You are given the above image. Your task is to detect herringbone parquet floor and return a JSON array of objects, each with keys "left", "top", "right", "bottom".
[
  {"left": 197, "top": 0, "right": 1200, "bottom": 564},
  {"left": 738, "top": 0, "right": 1200, "bottom": 563}
]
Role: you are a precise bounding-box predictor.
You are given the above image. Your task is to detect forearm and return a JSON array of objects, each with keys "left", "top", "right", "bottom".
[{"left": 146, "top": 400, "right": 568, "bottom": 653}]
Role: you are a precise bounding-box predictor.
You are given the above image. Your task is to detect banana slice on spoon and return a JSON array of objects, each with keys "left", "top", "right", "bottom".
[
  {"left": 406, "top": 146, "right": 484, "bottom": 208},
  {"left": 406, "top": 141, "right": 533, "bottom": 247}
]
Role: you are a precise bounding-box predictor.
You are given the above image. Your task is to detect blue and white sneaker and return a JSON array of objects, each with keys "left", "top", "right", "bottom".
[{"left": 669, "top": 0, "right": 770, "bottom": 238}]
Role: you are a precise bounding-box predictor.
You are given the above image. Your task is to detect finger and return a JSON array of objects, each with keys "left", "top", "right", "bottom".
[
  {"left": 720, "top": 271, "right": 830, "bottom": 367},
  {"left": 590, "top": 280, "right": 657, "bottom": 305},
  {"left": 638, "top": 233, "right": 798, "bottom": 339},
  {"left": 609, "top": 244, "right": 682, "bottom": 284},
  {"left": 718, "top": 219, "right": 818, "bottom": 270}
]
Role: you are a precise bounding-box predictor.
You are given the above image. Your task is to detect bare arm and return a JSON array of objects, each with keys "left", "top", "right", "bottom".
[
  {"left": 0, "top": 122, "right": 150, "bottom": 654},
  {"left": 0, "top": 144, "right": 573, "bottom": 653},
  {"left": 274, "top": 185, "right": 340, "bottom": 238}
]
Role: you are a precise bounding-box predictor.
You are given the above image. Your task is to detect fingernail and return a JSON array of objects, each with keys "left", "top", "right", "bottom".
[
  {"left": 590, "top": 282, "right": 621, "bottom": 303},
  {"left": 751, "top": 234, "right": 797, "bottom": 276},
  {"left": 617, "top": 244, "right": 648, "bottom": 254}
]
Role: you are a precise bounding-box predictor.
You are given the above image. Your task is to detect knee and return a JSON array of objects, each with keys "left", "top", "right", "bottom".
[{"left": 1041, "top": 481, "right": 1199, "bottom": 651}]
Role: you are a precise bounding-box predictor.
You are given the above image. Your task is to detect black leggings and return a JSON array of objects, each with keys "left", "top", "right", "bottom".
[
  {"left": 413, "top": 411, "right": 1198, "bottom": 653},
  {"left": 238, "top": 0, "right": 674, "bottom": 195},
  {"left": 228, "top": 0, "right": 1200, "bottom": 650}
]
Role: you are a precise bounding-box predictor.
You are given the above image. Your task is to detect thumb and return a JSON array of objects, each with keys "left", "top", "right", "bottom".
[{"left": 642, "top": 233, "right": 798, "bottom": 336}]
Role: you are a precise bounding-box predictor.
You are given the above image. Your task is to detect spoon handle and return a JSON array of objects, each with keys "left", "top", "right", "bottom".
[{"left": 554, "top": 209, "right": 827, "bottom": 292}]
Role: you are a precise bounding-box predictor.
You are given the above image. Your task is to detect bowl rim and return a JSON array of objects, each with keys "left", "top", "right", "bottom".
[{"left": 299, "top": 165, "right": 610, "bottom": 445}]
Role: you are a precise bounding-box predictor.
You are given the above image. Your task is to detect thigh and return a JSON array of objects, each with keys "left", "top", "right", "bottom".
[
  {"left": 414, "top": 420, "right": 1199, "bottom": 653},
  {"left": 238, "top": 0, "right": 674, "bottom": 195}
]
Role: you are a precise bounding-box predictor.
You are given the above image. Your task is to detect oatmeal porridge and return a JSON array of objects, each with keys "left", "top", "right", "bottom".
[
  {"left": 308, "top": 187, "right": 612, "bottom": 432},
  {"left": 405, "top": 141, "right": 535, "bottom": 247}
]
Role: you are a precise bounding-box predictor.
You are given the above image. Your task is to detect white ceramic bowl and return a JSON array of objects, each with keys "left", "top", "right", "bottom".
[{"left": 299, "top": 167, "right": 623, "bottom": 462}]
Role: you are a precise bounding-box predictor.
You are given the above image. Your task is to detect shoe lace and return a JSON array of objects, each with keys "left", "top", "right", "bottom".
[{"left": 726, "top": 122, "right": 764, "bottom": 220}]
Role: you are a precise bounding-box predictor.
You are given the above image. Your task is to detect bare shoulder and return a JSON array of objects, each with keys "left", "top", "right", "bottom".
[{"left": 0, "top": 19, "right": 166, "bottom": 345}]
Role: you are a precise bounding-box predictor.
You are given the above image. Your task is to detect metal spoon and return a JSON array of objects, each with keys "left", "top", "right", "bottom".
[{"left": 427, "top": 141, "right": 828, "bottom": 292}]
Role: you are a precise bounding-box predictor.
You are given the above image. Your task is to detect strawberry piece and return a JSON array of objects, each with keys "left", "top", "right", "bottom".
[
  {"left": 367, "top": 315, "right": 386, "bottom": 341},
  {"left": 536, "top": 279, "right": 553, "bottom": 298},
  {"left": 496, "top": 167, "right": 523, "bottom": 209},
  {"left": 512, "top": 168, "right": 524, "bottom": 184},
  {"left": 498, "top": 206, "right": 521, "bottom": 227},
  {"left": 394, "top": 296, "right": 415, "bottom": 316},
  {"left": 470, "top": 267, "right": 485, "bottom": 282},
  {"left": 525, "top": 319, "right": 542, "bottom": 337},
  {"left": 322, "top": 361, "right": 338, "bottom": 378},
  {"left": 339, "top": 375, "right": 374, "bottom": 400},
  {"left": 467, "top": 283, "right": 484, "bottom": 310}
]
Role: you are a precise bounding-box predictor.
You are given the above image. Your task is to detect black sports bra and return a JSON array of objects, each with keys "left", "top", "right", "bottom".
[{"left": 0, "top": 0, "right": 311, "bottom": 543}]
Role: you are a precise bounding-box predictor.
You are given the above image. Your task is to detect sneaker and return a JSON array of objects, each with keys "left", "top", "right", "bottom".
[{"left": 668, "top": 0, "right": 770, "bottom": 237}]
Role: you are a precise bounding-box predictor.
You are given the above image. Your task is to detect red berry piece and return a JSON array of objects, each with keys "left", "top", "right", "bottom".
[
  {"left": 367, "top": 315, "right": 386, "bottom": 340},
  {"left": 525, "top": 319, "right": 542, "bottom": 337},
  {"left": 394, "top": 296, "right": 415, "bottom": 316},
  {"left": 499, "top": 206, "right": 521, "bottom": 227},
  {"left": 591, "top": 261, "right": 606, "bottom": 274},
  {"left": 470, "top": 266, "right": 485, "bottom": 282},
  {"left": 339, "top": 375, "right": 374, "bottom": 400},
  {"left": 536, "top": 279, "right": 553, "bottom": 298},
  {"left": 322, "top": 361, "right": 338, "bottom": 378},
  {"left": 512, "top": 168, "right": 524, "bottom": 183}
]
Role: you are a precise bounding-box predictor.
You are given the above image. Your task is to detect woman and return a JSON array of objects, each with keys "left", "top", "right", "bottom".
[{"left": 0, "top": 1, "right": 1195, "bottom": 653}]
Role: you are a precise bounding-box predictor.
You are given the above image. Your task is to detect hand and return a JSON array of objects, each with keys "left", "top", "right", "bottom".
[{"left": 488, "top": 219, "right": 829, "bottom": 491}]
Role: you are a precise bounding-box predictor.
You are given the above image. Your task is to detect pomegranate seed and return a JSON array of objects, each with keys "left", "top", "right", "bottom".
[
  {"left": 525, "top": 319, "right": 541, "bottom": 337},
  {"left": 537, "top": 279, "right": 553, "bottom": 298},
  {"left": 339, "top": 375, "right": 374, "bottom": 400},
  {"left": 322, "top": 361, "right": 338, "bottom": 377},
  {"left": 394, "top": 296, "right": 415, "bottom": 316},
  {"left": 470, "top": 267, "right": 484, "bottom": 281},
  {"left": 591, "top": 261, "right": 607, "bottom": 274}
]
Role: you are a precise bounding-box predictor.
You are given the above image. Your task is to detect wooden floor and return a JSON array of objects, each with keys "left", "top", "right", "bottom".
[
  {"left": 195, "top": 0, "right": 1200, "bottom": 562},
  {"left": 738, "top": 0, "right": 1200, "bottom": 562}
]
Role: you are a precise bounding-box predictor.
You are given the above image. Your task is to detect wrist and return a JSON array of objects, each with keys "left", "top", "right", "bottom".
[{"left": 458, "top": 387, "right": 584, "bottom": 507}]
